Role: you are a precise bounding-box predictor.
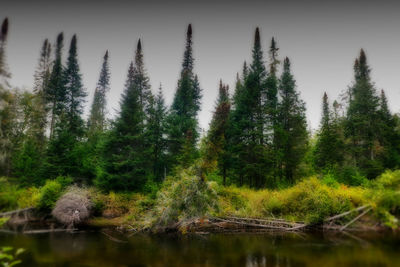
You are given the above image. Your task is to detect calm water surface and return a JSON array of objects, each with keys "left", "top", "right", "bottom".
[{"left": 0, "top": 230, "right": 399, "bottom": 267}]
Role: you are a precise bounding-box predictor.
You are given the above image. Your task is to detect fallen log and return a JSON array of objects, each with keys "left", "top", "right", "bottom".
[
  {"left": 339, "top": 207, "right": 372, "bottom": 231},
  {"left": 22, "top": 228, "right": 77, "bottom": 234},
  {"left": 324, "top": 205, "right": 371, "bottom": 222},
  {"left": 210, "top": 217, "right": 307, "bottom": 231},
  {"left": 0, "top": 207, "right": 34, "bottom": 217}
]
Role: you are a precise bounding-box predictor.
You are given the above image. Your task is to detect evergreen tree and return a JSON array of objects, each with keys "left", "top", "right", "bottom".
[
  {"left": 97, "top": 40, "right": 150, "bottom": 191},
  {"left": 228, "top": 28, "right": 269, "bottom": 188},
  {"left": 345, "top": 49, "right": 381, "bottom": 178},
  {"left": 88, "top": 50, "right": 111, "bottom": 137},
  {"left": 46, "top": 35, "right": 87, "bottom": 179},
  {"left": 377, "top": 90, "right": 400, "bottom": 169},
  {"left": 0, "top": 17, "right": 12, "bottom": 175},
  {"left": 147, "top": 85, "right": 168, "bottom": 182},
  {"left": 276, "top": 57, "right": 308, "bottom": 182},
  {"left": 167, "top": 24, "right": 202, "bottom": 169},
  {"left": 205, "top": 80, "right": 231, "bottom": 185},
  {"left": 265, "top": 37, "right": 280, "bottom": 181},
  {"left": 46, "top": 33, "right": 64, "bottom": 139},
  {"left": 32, "top": 39, "right": 52, "bottom": 143},
  {"left": 314, "top": 92, "right": 344, "bottom": 169}
]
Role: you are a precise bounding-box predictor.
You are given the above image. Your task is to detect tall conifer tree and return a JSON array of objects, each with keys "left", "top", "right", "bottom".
[
  {"left": 276, "top": 57, "right": 308, "bottom": 182},
  {"left": 46, "top": 33, "right": 64, "bottom": 139},
  {"left": 167, "top": 24, "right": 202, "bottom": 169},
  {"left": 228, "top": 28, "right": 269, "bottom": 188},
  {"left": 345, "top": 49, "right": 381, "bottom": 177},
  {"left": 205, "top": 80, "right": 231, "bottom": 185},
  {"left": 88, "top": 50, "right": 111, "bottom": 137},
  {"left": 97, "top": 40, "right": 150, "bottom": 191},
  {"left": 46, "top": 34, "right": 87, "bottom": 178}
]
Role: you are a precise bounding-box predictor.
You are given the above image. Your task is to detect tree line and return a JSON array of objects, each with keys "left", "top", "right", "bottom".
[{"left": 1, "top": 18, "right": 399, "bottom": 191}]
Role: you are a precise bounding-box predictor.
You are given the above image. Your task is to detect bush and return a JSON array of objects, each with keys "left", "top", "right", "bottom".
[
  {"left": 0, "top": 178, "right": 39, "bottom": 211},
  {"left": 37, "top": 180, "right": 64, "bottom": 211},
  {"left": 321, "top": 172, "right": 340, "bottom": 188},
  {"left": 152, "top": 168, "right": 219, "bottom": 227},
  {"left": 261, "top": 177, "right": 357, "bottom": 223},
  {"left": 373, "top": 170, "right": 400, "bottom": 190}
]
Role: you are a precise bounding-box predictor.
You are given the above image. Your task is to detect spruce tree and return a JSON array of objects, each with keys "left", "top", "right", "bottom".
[
  {"left": 276, "top": 57, "right": 308, "bottom": 182},
  {"left": 46, "top": 33, "right": 65, "bottom": 139},
  {"left": 228, "top": 28, "right": 269, "bottom": 188},
  {"left": 46, "top": 35, "right": 87, "bottom": 179},
  {"left": 88, "top": 50, "right": 111, "bottom": 137},
  {"left": 265, "top": 37, "right": 280, "bottom": 181},
  {"left": 377, "top": 90, "right": 400, "bottom": 169},
  {"left": 205, "top": 80, "right": 231, "bottom": 185},
  {"left": 314, "top": 92, "right": 344, "bottom": 169},
  {"left": 146, "top": 85, "right": 168, "bottom": 182},
  {"left": 0, "top": 17, "right": 12, "bottom": 175},
  {"left": 345, "top": 49, "right": 381, "bottom": 178},
  {"left": 97, "top": 40, "right": 150, "bottom": 191},
  {"left": 32, "top": 39, "right": 52, "bottom": 143},
  {"left": 167, "top": 24, "right": 202, "bottom": 169}
]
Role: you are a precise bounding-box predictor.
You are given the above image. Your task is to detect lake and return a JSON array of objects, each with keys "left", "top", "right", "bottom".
[{"left": 0, "top": 230, "right": 399, "bottom": 266}]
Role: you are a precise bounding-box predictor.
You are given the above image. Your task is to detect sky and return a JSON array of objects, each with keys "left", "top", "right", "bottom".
[{"left": 1, "top": 0, "right": 400, "bottom": 131}]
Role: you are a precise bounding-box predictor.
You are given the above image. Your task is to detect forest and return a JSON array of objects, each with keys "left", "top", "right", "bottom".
[{"left": 1, "top": 17, "right": 400, "bottom": 234}]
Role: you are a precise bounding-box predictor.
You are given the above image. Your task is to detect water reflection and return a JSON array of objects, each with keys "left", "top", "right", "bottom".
[{"left": 0, "top": 230, "right": 399, "bottom": 266}]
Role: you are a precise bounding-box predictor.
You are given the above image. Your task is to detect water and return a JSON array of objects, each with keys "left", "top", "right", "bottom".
[{"left": 0, "top": 230, "right": 399, "bottom": 266}]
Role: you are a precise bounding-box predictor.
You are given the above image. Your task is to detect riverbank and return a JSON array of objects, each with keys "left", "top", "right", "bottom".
[{"left": 1, "top": 169, "right": 399, "bottom": 233}]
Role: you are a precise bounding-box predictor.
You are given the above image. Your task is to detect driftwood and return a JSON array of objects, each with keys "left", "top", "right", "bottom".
[
  {"left": 339, "top": 207, "right": 372, "bottom": 231},
  {"left": 323, "top": 204, "right": 373, "bottom": 231},
  {"left": 0, "top": 207, "right": 34, "bottom": 217},
  {"left": 209, "top": 217, "right": 307, "bottom": 231},
  {"left": 324, "top": 205, "right": 371, "bottom": 222},
  {"left": 22, "top": 228, "right": 78, "bottom": 234}
]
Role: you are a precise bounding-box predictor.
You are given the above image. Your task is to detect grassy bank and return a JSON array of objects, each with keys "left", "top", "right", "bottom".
[{"left": 1, "top": 169, "right": 399, "bottom": 231}]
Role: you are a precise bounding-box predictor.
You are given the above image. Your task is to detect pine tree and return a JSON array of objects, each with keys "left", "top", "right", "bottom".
[
  {"left": 0, "top": 18, "right": 10, "bottom": 83},
  {"left": 345, "top": 49, "right": 381, "bottom": 178},
  {"left": 314, "top": 92, "right": 344, "bottom": 169},
  {"left": 32, "top": 39, "right": 52, "bottom": 143},
  {"left": 0, "top": 17, "right": 12, "bottom": 175},
  {"left": 97, "top": 40, "right": 150, "bottom": 191},
  {"left": 167, "top": 24, "right": 202, "bottom": 169},
  {"left": 265, "top": 37, "right": 280, "bottom": 181},
  {"left": 228, "top": 28, "right": 269, "bottom": 188},
  {"left": 88, "top": 50, "right": 111, "bottom": 137},
  {"left": 377, "top": 90, "right": 400, "bottom": 169},
  {"left": 46, "top": 33, "right": 65, "bottom": 139},
  {"left": 46, "top": 34, "right": 87, "bottom": 179},
  {"left": 205, "top": 80, "right": 231, "bottom": 185},
  {"left": 276, "top": 57, "right": 308, "bottom": 182}
]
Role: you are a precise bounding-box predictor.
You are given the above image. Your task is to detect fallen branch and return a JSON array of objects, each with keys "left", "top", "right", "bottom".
[
  {"left": 22, "top": 228, "right": 77, "bottom": 234},
  {"left": 339, "top": 207, "right": 372, "bottom": 231},
  {"left": 324, "top": 205, "right": 371, "bottom": 222},
  {"left": 0, "top": 207, "right": 34, "bottom": 217},
  {"left": 211, "top": 217, "right": 306, "bottom": 231}
]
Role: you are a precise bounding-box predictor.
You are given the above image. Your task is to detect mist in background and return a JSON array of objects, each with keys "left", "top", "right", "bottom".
[{"left": 1, "top": 0, "right": 399, "bottom": 131}]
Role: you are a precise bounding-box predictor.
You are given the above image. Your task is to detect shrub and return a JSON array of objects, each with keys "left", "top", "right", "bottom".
[
  {"left": 37, "top": 180, "right": 64, "bottom": 211},
  {"left": 373, "top": 170, "right": 400, "bottom": 190},
  {"left": 261, "top": 177, "right": 355, "bottom": 224},
  {"left": 152, "top": 168, "right": 219, "bottom": 227},
  {"left": 322, "top": 172, "right": 340, "bottom": 188}
]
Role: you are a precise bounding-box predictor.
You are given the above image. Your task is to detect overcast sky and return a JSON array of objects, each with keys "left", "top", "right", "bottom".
[{"left": 1, "top": 0, "right": 399, "bottom": 131}]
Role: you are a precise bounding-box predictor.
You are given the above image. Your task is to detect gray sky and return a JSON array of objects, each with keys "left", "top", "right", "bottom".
[{"left": 1, "top": 0, "right": 400, "bottom": 131}]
